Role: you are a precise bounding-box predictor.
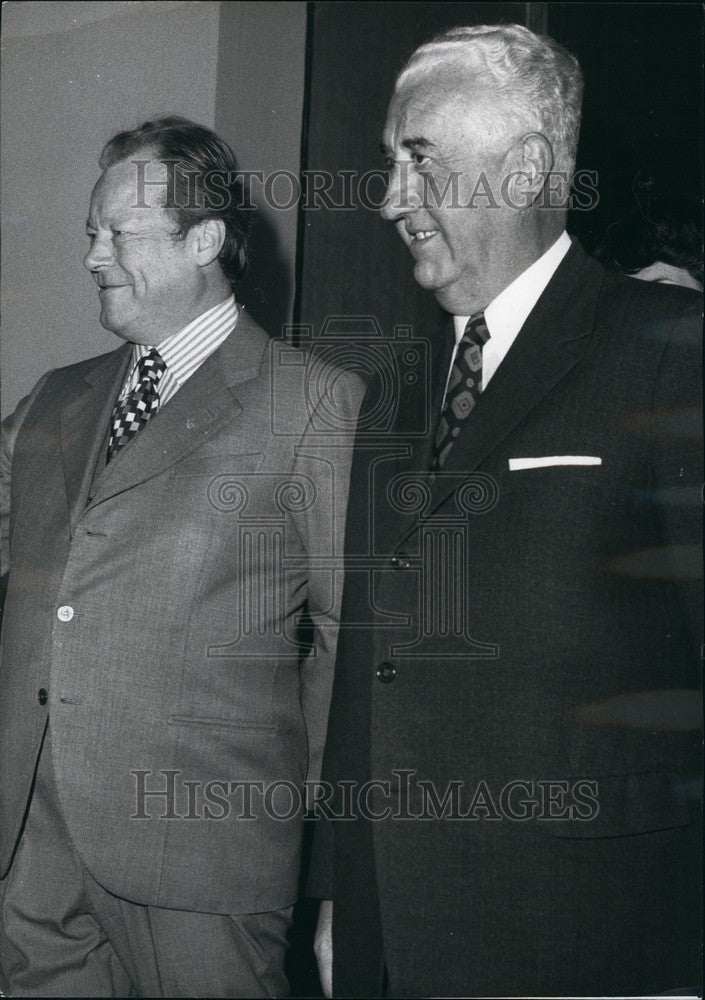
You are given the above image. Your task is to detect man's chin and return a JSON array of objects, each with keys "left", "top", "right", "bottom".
[
  {"left": 410, "top": 264, "right": 475, "bottom": 313},
  {"left": 98, "top": 310, "right": 136, "bottom": 343},
  {"left": 411, "top": 264, "right": 460, "bottom": 310},
  {"left": 98, "top": 309, "right": 122, "bottom": 335},
  {"left": 412, "top": 260, "right": 443, "bottom": 292}
]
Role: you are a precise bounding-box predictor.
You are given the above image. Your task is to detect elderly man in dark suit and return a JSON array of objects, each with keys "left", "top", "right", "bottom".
[
  {"left": 311, "top": 24, "right": 702, "bottom": 998},
  {"left": 0, "top": 116, "right": 364, "bottom": 997}
]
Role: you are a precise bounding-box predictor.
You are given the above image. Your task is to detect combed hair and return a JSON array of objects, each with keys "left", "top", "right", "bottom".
[
  {"left": 100, "top": 116, "right": 250, "bottom": 285},
  {"left": 397, "top": 24, "right": 583, "bottom": 173}
]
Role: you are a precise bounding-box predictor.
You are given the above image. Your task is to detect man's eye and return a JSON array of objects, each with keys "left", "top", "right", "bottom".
[{"left": 411, "top": 152, "right": 430, "bottom": 166}]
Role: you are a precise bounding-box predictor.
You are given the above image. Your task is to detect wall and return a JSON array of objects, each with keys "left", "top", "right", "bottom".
[
  {"left": 0, "top": 0, "right": 308, "bottom": 417},
  {"left": 0, "top": 1, "right": 219, "bottom": 415},
  {"left": 215, "top": 1, "right": 307, "bottom": 337}
]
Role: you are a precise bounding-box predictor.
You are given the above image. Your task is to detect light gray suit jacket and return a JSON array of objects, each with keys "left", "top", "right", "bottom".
[{"left": 0, "top": 309, "right": 364, "bottom": 913}]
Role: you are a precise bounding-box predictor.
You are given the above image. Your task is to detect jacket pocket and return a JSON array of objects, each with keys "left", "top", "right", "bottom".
[
  {"left": 167, "top": 715, "right": 276, "bottom": 733},
  {"left": 544, "top": 770, "right": 693, "bottom": 838}
]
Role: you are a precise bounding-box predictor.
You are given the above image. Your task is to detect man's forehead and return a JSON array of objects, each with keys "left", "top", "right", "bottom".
[
  {"left": 384, "top": 76, "right": 485, "bottom": 150},
  {"left": 90, "top": 153, "right": 171, "bottom": 214}
]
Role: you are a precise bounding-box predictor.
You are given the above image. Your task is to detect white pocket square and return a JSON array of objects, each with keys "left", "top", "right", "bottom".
[{"left": 508, "top": 455, "right": 602, "bottom": 471}]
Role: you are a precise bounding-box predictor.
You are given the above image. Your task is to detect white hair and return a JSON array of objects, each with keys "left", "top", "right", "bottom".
[{"left": 396, "top": 23, "right": 584, "bottom": 174}]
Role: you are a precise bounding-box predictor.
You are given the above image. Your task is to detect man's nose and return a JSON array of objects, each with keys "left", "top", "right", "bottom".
[
  {"left": 83, "top": 233, "right": 114, "bottom": 271},
  {"left": 380, "top": 161, "right": 422, "bottom": 221}
]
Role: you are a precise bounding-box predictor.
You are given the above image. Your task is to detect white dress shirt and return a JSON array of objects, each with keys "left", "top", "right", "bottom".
[{"left": 451, "top": 231, "right": 572, "bottom": 391}]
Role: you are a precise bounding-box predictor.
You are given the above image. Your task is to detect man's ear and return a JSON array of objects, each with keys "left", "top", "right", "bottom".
[
  {"left": 193, "top": 218, "right": 226, "bottom": 266},
  {"left": 503, "top": 133, "right": 556, "bottom": 209}
]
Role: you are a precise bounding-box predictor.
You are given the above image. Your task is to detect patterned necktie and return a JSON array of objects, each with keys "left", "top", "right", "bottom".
[
  {"left": 431, "top": 312, "right": 490, "bottom": 471},
  {"left": 107, "top": 348, "right": 166, "bottom": 463}
]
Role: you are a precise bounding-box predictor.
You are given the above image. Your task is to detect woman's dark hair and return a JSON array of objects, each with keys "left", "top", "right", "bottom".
[{"left": 596, "top": 168, "right": 702, "bottom": 284}]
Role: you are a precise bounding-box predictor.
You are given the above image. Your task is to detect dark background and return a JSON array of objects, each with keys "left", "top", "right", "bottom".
[{"left": 552, "top": 2, "right": 703, "bottom": 247}]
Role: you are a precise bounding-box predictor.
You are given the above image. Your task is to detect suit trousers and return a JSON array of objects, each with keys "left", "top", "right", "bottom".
[{"left": 0, "top": 727, "right": 292, "bottom": 998}]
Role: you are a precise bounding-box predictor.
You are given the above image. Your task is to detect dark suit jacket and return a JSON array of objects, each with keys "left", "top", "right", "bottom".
[
  {"left": 310, "top": 242, "right": 702, "bottom": 996},
  {"left": 0, "top": 309, "right": 364, "bottom": 913}
]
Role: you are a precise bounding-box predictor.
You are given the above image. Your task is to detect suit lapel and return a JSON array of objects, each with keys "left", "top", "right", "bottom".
[
  {"left": 395, "top": 241, "right": 606, "bottom": 547},
  {"left": 417, "top": 313, "right": 457, "bottom": 472},
  {"left": 371, "top": 317, "right": 456, "bottom": 549},
  {"left": 88, "top": 309, "right": 270, "bottom": 508},
  {"left": 60, "top": 345, "right": 132, "bottom": 531}
]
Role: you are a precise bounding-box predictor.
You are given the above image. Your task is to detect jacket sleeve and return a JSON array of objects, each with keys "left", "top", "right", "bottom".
[
  {"left": 290, "top": 367, "right": 365, "bottom": 791},
  {"left": 649, "top": 297, "right": 703, "bottom": 654},
  {"left": 1, "top": 374, "right": 51, "bottom": 579}
]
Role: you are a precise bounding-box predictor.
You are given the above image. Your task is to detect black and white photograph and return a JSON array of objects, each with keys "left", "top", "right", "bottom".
[{"left": 0, "top": 2, "right": 702, "bottom": 997}]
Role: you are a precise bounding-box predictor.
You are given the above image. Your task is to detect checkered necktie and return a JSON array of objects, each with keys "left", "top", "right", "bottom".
[
  {"left": 431, "top": 313, "right": 490, "bottom": 471},
  {"left": 107, "top": 348, "right": 166, "bottom": 463}
]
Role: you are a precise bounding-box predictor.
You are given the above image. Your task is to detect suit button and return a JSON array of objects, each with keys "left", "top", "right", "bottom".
[
  {"left": 57, "top": 605, "right": 74, "bottom": 622},
  {"left": 376, "top": 662, "right": 396, "bottom": 683},
  {"left": 38, "top": 688, "right": 48, "bottom": 706}
]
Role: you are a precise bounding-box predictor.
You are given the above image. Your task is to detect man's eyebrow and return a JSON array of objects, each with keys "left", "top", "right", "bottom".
[
  {"left": 380, "top": 137, "right": 437, "bottom": 156},
  {"left": 402, "top": 137, "right": 436, "bottom": 150}
]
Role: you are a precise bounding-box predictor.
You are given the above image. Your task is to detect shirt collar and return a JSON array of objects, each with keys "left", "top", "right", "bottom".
[
  {"left": 133, "top": 294, "right": 239, "bottom": 387},
  {"left": 453, "top": 231, "right": 571, "bottom": 345}
]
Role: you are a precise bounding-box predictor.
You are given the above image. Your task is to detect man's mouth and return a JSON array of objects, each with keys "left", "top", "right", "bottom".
[{"left": 407, "top": 229, "right": 439, "bottom": 249}]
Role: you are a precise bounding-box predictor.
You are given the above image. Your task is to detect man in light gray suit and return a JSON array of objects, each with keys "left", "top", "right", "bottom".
[{"left": 0, "top": 116, "right": 364, "bottom": 997}]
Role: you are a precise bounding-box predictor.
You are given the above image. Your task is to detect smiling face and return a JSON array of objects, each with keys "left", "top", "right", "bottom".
[
  {"left": 381, "top": 67, "right": 533, "bottom": 315},
  {"left": 84, "top": 152, "right": 207, "bottom": 344}
]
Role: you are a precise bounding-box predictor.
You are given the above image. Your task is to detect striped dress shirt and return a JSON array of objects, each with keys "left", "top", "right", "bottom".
[{"left": 117, "top": 295, "right": 239, "bottom": 408}]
